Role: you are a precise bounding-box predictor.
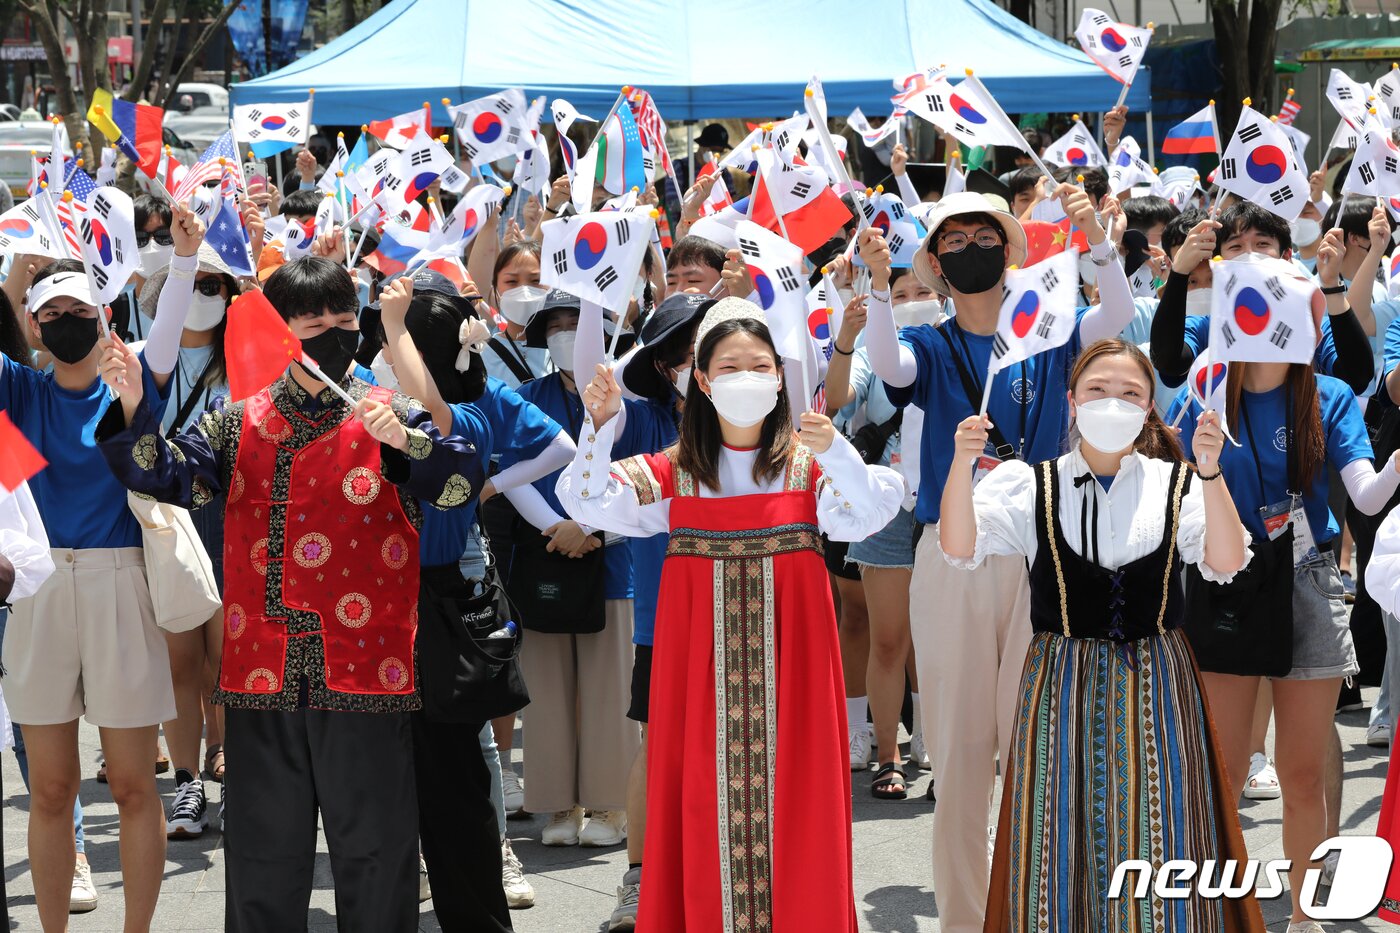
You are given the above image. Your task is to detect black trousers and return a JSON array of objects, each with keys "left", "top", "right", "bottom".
[
  {"left": 412, "top": 714, "right": 512, "bottom": 932},
  {"left": 223, "top": 706, "right": 420, "bottom": 933}
]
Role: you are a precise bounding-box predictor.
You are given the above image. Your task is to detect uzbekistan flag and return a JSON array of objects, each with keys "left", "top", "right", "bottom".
[
  {"left": 1162, "top": 105, "right": 1218, "bottom": 156},
  {"left": 87, "top": 88, "right": 164, "bottom": 179}
]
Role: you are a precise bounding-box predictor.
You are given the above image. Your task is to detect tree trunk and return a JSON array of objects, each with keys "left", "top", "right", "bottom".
[
  {"left": 125, "top": 0, "right": 174, "bottom": 103},
  {"left": 156, "top": 0, "right": 242, "bottom": 111},
  {"left": 19, "top": 0, "right": 83, "bottom": 150},
  {"left": 340, "top": 0, "right": 355, "bottom": 37},
  {"left": 1210, "top": 0, "right": 1247, "bottom": 135}
]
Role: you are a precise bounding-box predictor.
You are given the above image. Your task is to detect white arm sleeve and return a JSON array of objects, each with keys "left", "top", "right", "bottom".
[
  {"left": 1077, "top": 238, "right": 1136, "bottom": 345},
  {"left": 813, "top": 433, "right": 906, "bottom": 541},
  {"left": 573, "top": 298, "right": 607, "bottom": 380},
  {"left": 1176, "top": 478, "right": 1254, "bottom": 583},
  {"left": 0, "top": 483, "right": 54, "bottom": 601},
  {"left": 555, "top": 413, "right": 672, "bottom": 537},
  {"left": 488, "top": 431, "right": 576, "bottom": 494},
  {"left": 942, "top": 460, "right": 1038, "bottom": 570},
  {"left": 895, "top": 172, "right": 920, "bottom": 207},
  {"left": 1341, "top": 457, "right": 1400, "bottom": 516},
  {"left": 502, "top": 484, "right": 568, "bottom": 533},
  {"left": 141, "top": 251, "right": 199, "bottom": 376},
  {"left": 864, "top": 291, "right": 918, "bottom": 387},
  {"left": 1365, "top": 507, "right": 1400, "bottom": 619}
]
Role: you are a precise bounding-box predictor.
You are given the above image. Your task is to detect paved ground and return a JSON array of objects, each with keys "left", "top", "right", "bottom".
[{"left": 1, "top": 694, "right": 1394, "bottom": 931}]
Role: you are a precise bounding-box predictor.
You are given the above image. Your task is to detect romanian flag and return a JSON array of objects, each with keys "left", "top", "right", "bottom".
[
  {"left": 1161, "top": 105, "right": 1218, "bottom": 156},
  {"left": 86, "top": 88, "right": 164, "bottom": 179}
]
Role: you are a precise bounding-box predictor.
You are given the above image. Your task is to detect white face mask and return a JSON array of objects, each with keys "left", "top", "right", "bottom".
[
  {"left": 370, "top": 349, "right": 400, "bottom": 390},
  {"left": 706, "top": 371, "right": 780, "bottom": 428},
  {"left": 1290, "top": 217, "right": 1322, "bottom": 249},
  {"left": 546, "top": 330, "right": 577, "bottom": 372},
  {"left": 836, "top": 286, "right": 855, "bottom": 308},
  {"left": 1074, "top": 397, "right": 1149, "bottom": 454},
  {"left": 1185, "top": 288, "right": 1213, "bottom": 317},
  {"left": 139, "top": 241, "right": 173, "bottom": 277},
  {"left": 498, "top": 285, "right": 550, "bottom": 326},
  {"left": 185, "top": 292, "right": 227, "bottom": 332},
  {"left": 672, "top": 365, "right": 691, "bottom": 398},
  {"left": 893, "top": 298, "right": 942, "bottom": 329}
]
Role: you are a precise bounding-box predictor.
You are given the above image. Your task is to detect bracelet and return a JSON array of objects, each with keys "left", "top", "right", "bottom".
[
  {"left": 1320, "top": 284, "right": 1346, "bottom": 295},
  {"left": 833, "top": 343, "right": 854, "bottom": 356},
  {"left": 543, "top": 207, "right": 557, "bottom": 216},
  {"left": 1198, "top": 467, "right": 1223, "bottom": 482}
]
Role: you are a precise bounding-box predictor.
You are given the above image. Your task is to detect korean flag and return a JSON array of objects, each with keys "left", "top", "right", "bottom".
[
  {"left": 448, "top": 89, "right": 530, "bottom": 165},
  {"left": 1209, "top": 253, "right": 1319, "bottom": 366},
  {"left": 539, "top": 209, "right": 653, "bottom": 311},
  {"left": 76, "top": 186, "right": 136, "bottom": 304},
  {"left": 990, "top": 250, "right": 1079, "bottom": 374},
  {"left": 1215, "top": 105, "right": 1310, "bottom": 221}
]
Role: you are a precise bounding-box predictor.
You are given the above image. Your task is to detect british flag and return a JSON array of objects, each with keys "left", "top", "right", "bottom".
[
  {"left": 629, "top": 88, "right": 671, "bottom": 176},
  {"left": 172, "top": 131, "right": 245, "bottom": 203}
]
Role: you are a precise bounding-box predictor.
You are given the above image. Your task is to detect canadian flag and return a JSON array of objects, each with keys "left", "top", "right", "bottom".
[{"left": 366, "top": 106, "right": 431, "bottom": 150}]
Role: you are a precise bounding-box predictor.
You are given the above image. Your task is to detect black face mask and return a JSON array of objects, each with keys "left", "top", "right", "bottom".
[
  {"left": 38, "top": 313, "right": 100, "bottom": 365},
  {"left": 299, "top": 325, "right": 360, "bottom": 384},
  {"left": 938, "top": 243, "right": 1006, "bottom": 295}
]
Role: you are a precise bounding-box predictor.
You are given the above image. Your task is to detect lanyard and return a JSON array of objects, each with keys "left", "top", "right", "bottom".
[
  {"left": 1238, "top": 388, "right": 1297, "bottom": 505},
  {"left": 950, "top": 321, "right": 1028, "bottom": 458}
]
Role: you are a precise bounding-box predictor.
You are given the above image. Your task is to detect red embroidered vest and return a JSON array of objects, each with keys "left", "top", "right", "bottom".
[{"left": 221, "top": 386, "right": 420, "bottom": 698}]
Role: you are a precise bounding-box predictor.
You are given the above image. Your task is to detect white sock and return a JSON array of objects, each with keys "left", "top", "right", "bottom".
[
  {"left": 846, "top": 696, "right": 868, "bottom": 727},
  {"left": 910, "top": 693, "right": 922, "bottom": 735}
]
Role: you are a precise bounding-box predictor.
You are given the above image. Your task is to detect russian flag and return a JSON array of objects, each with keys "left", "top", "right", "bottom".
[
  {"left": 1162, "top": 105, "right": 1217, "bottom": 156},
  {"left": 87, "top": 88, "right": 164, "bottom": 179}
]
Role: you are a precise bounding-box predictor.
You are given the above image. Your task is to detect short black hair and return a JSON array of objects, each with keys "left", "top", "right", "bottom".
[
  {"left": 1322, "top": 196, "right": 1394, "bottom": 242},
  {"left": 280, "top": 189, "right": 322, "bottom": 219},
  {"left": 1009, "top": 166, "right": 1045, "bottom": 200},
  {"left": 1161, "top": 207, "right": 1207, "bottom": 259},
  {"left": 1217, "top": 200, "right": 1292, "bottom": 255},
  {"left": 669, "top": 235, "right": 726, "bottom": 272},
  {"left": 263, "top": 256, "right": 358, "bottom": 320},
  {"left": 1122, "top": 195, "right": 1178, "bottom": 232},
  {"left": 1051, "top": 165, "right": 1109, "bottom": 206},
  {"left": 133, "top": 193, "right": 171, "bottom": 230}
]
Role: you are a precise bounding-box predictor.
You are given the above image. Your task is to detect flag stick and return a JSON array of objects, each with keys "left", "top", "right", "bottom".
[
  {"left": 1113, "top": 79, "right": 1132, "bottom": 112},
  {"left": 804, "top": 88, "right": 868, "bottom": 229},
  {"left": 977, "top": 360, "right": 995, "bottom": 418},
  {"left": 299, "top": 355, "right": 358, "bottom": 407},
  {"left": 427, "top": 196, "right": 472, "bottom": 286},
  {"left": 605, "top": 310, "right": 626, "bottom": 361},
  {"left": 338, "top": 173, "right": 354, "bottom": 272},
  {"left": 347, "top": 224, "right": 371, "bottom": 270},
  {"left": 708, "top": 278, "right": 726, "bottom": 296},
  {"left": 647, "top": 207, "right": 667, "bottom": 282}
]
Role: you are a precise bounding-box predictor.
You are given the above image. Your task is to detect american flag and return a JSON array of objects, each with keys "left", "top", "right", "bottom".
[
  {"left": 63, "top": 161, "right": 96, "bottom": 202},
  {"left": 1276, "top": 97, "right": 1301, "bottom": 126},
  {"left": 172, "top": 131, "right": 245, "bottom": 203},
  {"left": 55, "top": 193, "right": 85, "bottom": 260},
  {"left": 629, "top": 88, "right": 671, "bottom": 175}
]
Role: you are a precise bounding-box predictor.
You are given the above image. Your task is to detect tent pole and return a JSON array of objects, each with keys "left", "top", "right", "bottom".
[
  {"left": 1145, "top": 110, "right": 1155, "bottom": 164},
  {"left": 1315, "top": 63, "right": 1323, "bottom": 168},
  {"left": 685, "top": 122, "right": 694, "bottom": 188}
]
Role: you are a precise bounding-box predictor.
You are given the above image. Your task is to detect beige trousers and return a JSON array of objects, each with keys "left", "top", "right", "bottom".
[
  {"left": 520, "top": 598, "right": 640, "bottom": 814},
  {"left": 911, "top": 525, "right": 1033, "bottom": 933}
]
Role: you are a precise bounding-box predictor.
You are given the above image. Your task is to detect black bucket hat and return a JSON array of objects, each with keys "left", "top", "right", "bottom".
[{"left": 621, "top": 293, "right": 715, "bottom": 400}]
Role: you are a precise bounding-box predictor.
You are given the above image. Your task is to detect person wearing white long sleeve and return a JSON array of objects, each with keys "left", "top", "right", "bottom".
[
  {"left": 558, "top": 298, "right": 901, "bottom": 932},
  {"left": 1, "top": 200, "right": 204, "bottom": 931},
  {"left": 859, "top": 184, "right": 1132, "bottom": 933}
]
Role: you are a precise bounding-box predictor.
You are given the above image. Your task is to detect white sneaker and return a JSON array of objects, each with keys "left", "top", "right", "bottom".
[
  {"left": 501, "top": 838, "right": 535, "bottom": 909},
  {"left": 1243, "top": 752, "right": 1281, "bottom": 800},
  {"left": 541, "top": 806, "right": 584, "bottom": 846},
  {"left": 418, "top": 855, "right": 431, "bottom": 902},
  {"left": 69, "top": 859, "right": 97, "bottom": 913},
  {"left": 1368, "top": 718, "right": 1392, "bottom": 747},
  {"left": 608, "top": 865, "right": 642, "bottom": 931},
  {"left": 849, "top": 723, "right": 871, "bottom": 771},
  {"left": 580, "top": 809, "right": 628, "bottom": 847},
  {"left": 1320, "top": 850, "right": 1340, "bottom": 887},
  {"left": 502, "top": 767, "right": 527, "bottom": 818},
  {"left": 909, "top": 732, "right": 931, "bottom": 771}
]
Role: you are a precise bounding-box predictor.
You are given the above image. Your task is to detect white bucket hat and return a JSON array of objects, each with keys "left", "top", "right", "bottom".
[{"left": 911, "top": 192, "right": 1027, "bottom": 298}]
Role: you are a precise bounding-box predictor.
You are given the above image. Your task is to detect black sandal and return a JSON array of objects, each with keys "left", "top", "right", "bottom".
[{"left": 871, "top": 762, "right": 908, "bottom": 800}]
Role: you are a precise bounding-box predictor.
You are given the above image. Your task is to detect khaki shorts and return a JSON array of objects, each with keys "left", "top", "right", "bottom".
[{"left": 2, "top": 547, "right": 175, "bottom": 728}]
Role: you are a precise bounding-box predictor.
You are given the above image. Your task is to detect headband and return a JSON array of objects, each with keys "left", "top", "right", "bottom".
[{"left": 693, "top": 297, "right": 767, "bottom": 356}]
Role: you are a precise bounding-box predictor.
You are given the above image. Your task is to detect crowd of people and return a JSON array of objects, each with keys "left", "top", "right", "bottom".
[{"left": 2, "top": 89, "right": 1400, "bottom": 933}]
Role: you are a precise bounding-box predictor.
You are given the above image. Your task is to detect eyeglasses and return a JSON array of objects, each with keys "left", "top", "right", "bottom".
[
  {"left": 135, "top": 229, "right": 174, "bottom": 248},
  {"left": 194, "top": 278, "right": 226, "bottom": 297},
  {"left": 936, "top": 226, "right": 1003, "bottom": 254}
]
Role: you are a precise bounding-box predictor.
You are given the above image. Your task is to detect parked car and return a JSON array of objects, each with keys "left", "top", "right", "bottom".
[
  {"left": 172, "top": 82, "right": 229, "bottom": 113},
  {"left": 163, "top": 106, "right": 232, "bottom": 152},
  {"left": 0, "top": 120, "right": 198, "bottom": 199},
  {"left": 0, "top": 104, "right": 20, "bottom": 122}
]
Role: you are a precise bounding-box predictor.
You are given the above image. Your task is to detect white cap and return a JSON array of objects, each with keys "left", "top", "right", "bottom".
[{"left": 25, "top": 270, "right": 95, "bottom": 314}]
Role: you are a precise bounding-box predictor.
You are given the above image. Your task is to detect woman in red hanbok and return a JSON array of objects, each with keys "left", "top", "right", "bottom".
[
  {"left": 558, "top": 299, "right": 904, "bottom": 933},
  {"left": 1365, "top": 505, "right": 1400, "bottom": 923}
]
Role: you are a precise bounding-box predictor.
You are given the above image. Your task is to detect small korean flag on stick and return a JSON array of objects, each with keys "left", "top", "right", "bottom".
[
  {"left": 983, "top": 250, "right": 1080, "bottom": 414},
  {"left": 1215, "top": 100, "right": 1310, "bottom": 221},
  {"left": 1075, "top": 8, "right": 1153, "bottom": 106},
  {"left": 539, "top": 209, "right": 653, "bottom": 312},
  {"left": 1044, "top": 117, "right": 1107, "bottom": 168},
  {"left": 1209, "top": 254, "right": 1319, "bottom": 366}
]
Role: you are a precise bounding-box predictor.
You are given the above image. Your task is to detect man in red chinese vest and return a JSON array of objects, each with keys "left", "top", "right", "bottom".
[{"left": 96, "top": 257, "right": 486, "bottom": 931}]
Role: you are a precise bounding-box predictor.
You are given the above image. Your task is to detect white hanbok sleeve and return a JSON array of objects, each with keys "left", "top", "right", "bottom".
[
  {"left": 556, "top": 413, "right": 672, "bottom": 538},
  {"left": 813, "top": 432, "right": 905, "bottom": 541},
  {"left": 1366, "top": 507, "right": 1400, "bottom": 620},
  {"left": 942, "top": 460, "right": 1038, "bottom": 571},
  {"left": 1176, "top": 476, "right": 1253, "bottom": 584},
  {"left": 0, "top": 483, "right": 54, "bottom": 601}
]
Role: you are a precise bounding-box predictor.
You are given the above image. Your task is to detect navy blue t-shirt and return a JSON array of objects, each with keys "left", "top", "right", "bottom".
[
  {"left": 417, "top": 402, "right": 494, "bottom": 566},
  {"left": 627, "top": 397, "right": 680, "bottom": 646},
  {"left": 1, "top": 351, "right": 170, "bottom": 548}
]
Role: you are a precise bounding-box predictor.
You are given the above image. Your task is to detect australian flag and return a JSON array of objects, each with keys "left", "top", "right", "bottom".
[{"left": 204, "top": 165, "right": 254, "bottom": 276}]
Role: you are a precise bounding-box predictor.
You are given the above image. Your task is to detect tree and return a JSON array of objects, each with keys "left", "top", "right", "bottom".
[{"left": 1209, "top": 0, "right": 1286, "bottom": 134}]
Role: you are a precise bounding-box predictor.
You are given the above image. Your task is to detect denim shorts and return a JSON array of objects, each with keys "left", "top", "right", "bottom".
[
  {"left": 1279, "top": 551, "right": 1358, "bottom": 681},
  {"left": 847, "top": 506, "right": 917, "bottom": 571}
]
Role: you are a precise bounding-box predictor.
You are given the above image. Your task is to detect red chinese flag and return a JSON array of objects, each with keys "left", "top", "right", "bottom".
[
  {"left": 0, "top": 411, "right": 46, "bottom": 492},
  {"left": 750, "top": 170, "right": 852, "bottom": 256},
  {"left": 224, "top": 290, "right": 302, "bottom": 402}
]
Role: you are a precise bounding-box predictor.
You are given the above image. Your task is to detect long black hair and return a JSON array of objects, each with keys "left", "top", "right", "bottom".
[
  {"left": 400, "top": 292, "right": 487, "bottom": 404},
  {"left": 673, "top": 317, "right": 793, "bottom": 492},
  {"left": 0, "top": 289, "right": 30, "bottom": 366}
]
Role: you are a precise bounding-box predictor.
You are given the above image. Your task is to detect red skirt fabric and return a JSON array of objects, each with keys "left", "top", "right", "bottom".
[
  {"left": 1378, "top": 738, "right": 1400, "bottom": 922},
  {"left": 637, "top": 488, "right": 857, "bottom": 933}
]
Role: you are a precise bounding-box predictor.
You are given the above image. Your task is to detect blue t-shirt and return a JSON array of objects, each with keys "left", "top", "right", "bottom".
[
  {"left": 1175, "top": 374, "right": 1371, "bottom": 544},
  {"left": 1, "top": 351, "right": 170, "bottom": 548},
  {"left": 476, "top": 376, "right": 562, "bottom": 468},
  {"left": 1170, "top": 314, "right": 1340, "bottom": 388},
  {"left": 1378, "top": 309, "right": 1400, "bottom": 385},
  {"left": 510, "top": 372, "right": 671, "bottom": 599},
  {"left": 417, "top": 402, "right": 494, "bottom": 566},
  {"left": 627, "top": 397, "right": 680, "bottom": 646},
  {"left": 887, "top": 312, "right": 1088, "bottom": 525}
]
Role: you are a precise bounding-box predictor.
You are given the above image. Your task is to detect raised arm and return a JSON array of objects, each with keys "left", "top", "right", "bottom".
[
  {"left": 823, "top": 296, "right": 867, "bottom": 414},
  {"left": 378, "top": 277, "right": 453, "bottom": 434},
  {"left": 1317, "top": 228, "right": 1376, "bottom": 394},
  {"left": 1344, "top": 205, "right": 1391, "bottom": 338},
  {"left": 891, "top": 144, "right": 920, "bottom": 207},
  {"left": 1151, "top": 218, "right": 1219, "bottom": 386},
  {"left": 142, "top": 201, "right": 205, "bottom": 388},
  {"left": 857, "top": 227, "right": 917, "bottom": 387},
  {"left": 1065, "top": 186, "right": 1132, "bottom": 345}
]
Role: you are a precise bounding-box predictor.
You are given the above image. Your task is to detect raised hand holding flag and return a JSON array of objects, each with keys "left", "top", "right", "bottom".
[
  {"left": 1208, "top": 253, "right": 1320, "bottom": 366},
  {"left": 984, "top": 251, "right": 1080, "bottom": 412}
]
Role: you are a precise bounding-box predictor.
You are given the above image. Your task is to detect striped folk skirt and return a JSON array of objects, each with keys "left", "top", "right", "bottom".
[{"left": 984, "top": 628, "right": 1264, "bottom": 933}]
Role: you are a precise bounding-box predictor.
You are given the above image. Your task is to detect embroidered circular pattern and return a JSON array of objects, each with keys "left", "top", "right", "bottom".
[
  {"left": 132, "top": 434, "right": 159, "bottom": 470},
  {"left": 378, "top": 657, "right": 409, "bottom": 691},
  {"left": 342, "top": 466, "right": 381, "bottom": 505},
  {"left": 381, "top": 533, "right": 409, "bottom": 570},
  {"left": 228, "top": 470, "right": 246, "bottom": 504},
  {"left": 436, "top": 473, "right": 474, "bottom": 508},
  {"left": 257, "top": 412, "right": 292, "bottom": 443},
  {"left": 245, "top": 667, "right": 279, "bottom": 691},
  {"left": 336, "top": 593, "right": 372, "bottom": 628},
  {"left": 226, "top": 603, "right": 248, "bottom": 639},
  {"left": 293, "top": 532, "right": 332, "bottom": 568},
  {"left": 250, "top": 538, "right": 270, "bottom": 576}
]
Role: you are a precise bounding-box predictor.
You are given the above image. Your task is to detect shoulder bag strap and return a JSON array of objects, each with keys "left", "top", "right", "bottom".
[{"left": 936, "top": 326, "right": 1015, "bottom": 460}]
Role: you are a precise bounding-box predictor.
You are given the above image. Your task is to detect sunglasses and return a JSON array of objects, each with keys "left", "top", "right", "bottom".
[
  {"left": 194, "top": 278, "right": 226, "bottom": 297},
  {"left": 136, "top": 229, "right": 174, "bottom": 248}
]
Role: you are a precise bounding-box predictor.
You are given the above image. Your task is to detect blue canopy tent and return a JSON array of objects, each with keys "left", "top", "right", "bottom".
[{"left": 230, "top": 0, "right": 1150, "bottom": 125}]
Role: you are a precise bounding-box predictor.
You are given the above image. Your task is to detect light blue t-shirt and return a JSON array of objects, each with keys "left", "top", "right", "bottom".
[{"left": 839, "top": 346, "right": 901, "bottom": 467}]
